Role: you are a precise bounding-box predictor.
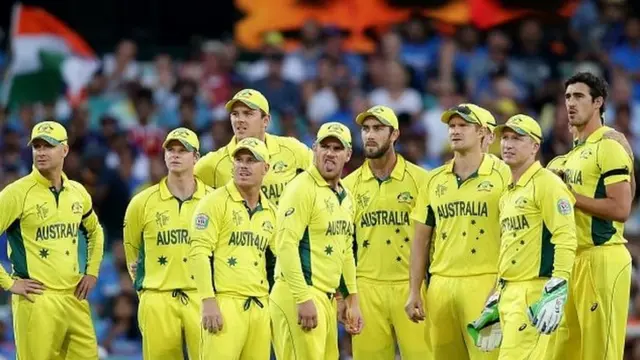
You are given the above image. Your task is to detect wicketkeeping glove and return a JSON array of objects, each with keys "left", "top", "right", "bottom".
[
  {"left": 527, "top": 277, "right": 568, "bottom": 335},
  {"left": 467, "top": 292, "right": 502, "bottom": 352}
]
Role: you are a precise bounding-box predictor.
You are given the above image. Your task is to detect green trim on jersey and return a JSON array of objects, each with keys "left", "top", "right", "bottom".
[
  {"left": 592, "top": 175, "right": 616, "bottom": 245},
  {"left": 7, "top": 220, "right": 28, "bottom": 279},
  {"left": 299, "top": 227, "right": 312, "bottom": 286},
  {"left": 134, "top": 236, "right": 146, "bottom": 291},
  {"left": 539, "top": 223, "right": 554, "bottom": 278}
]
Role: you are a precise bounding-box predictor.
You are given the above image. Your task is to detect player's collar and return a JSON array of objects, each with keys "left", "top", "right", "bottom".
[
  {"left": 362, "top": 154, "right": 406, "bottom": 181},
  {"left": 224, "top": 181, "right": 270, "bottom": 210},
  {"left": 573, "top": 126, "right": 611, "bottom": 147},
  {"left": 227, "top": 133, "right": 280, "bottom": 157},
  {"left": 30, "top": 166, "right": 68, "bottom": 189},
  {"left": 511, "top": 161, "right": 542, "bottom": 188},
  {"left": 445, "top": 153, "right": 494, "bottom": 176},
  {"left": 159, "top": 177, "right": 207, "bottom": 201}
]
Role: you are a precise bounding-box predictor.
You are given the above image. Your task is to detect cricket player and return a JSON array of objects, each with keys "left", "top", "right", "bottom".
[
  {"left": 0, "top": 121, "right": 104, "bottom": 359},
  {"left": 343, "top": 105, "right": 430, "bottom": 359},
  {"left": 270, "top": 122, "right": 364, "bottom": 360},
  {"left": 194, "top": 88, "right": 312, "bottom": 205},
  {"left": 467, "top": 115, "right": 577, "bottom": 359},
  {"left": 189, "top": 137, "right": 276, "bottom": 360},
  {"left": 406, "top": 104, "right": 510, "bottom": 360},
  {"left": 123, "top": 127, "right": 211, "bottom": 359},
  {"left": 547, "top": 72, "right": 634, "bottom": 360}
]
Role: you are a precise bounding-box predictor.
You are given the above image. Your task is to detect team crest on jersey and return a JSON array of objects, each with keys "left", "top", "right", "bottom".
[
  {"left": 272, "top": 161, "right": 288, "bottom": 173},
  {"left": 324, "top": 198, "right": 335, "bottom": 213},
  {"left": 557, "top": 199, "right": 572, "bottom": 215},
  {"left": 477, "top": 181, "right": 494, "bottom": 192},
  {"left": 232, "top": 210, "right": 244, "bottom": 226},
  {"left": 356, "top": 193, "right": 370, "bottom": 208},
  {"left": 435, "top": 183, "right": 448, "bottom": 197},
  {"left": 397, "top": 192, "right": 414, "bottom": 204},
  {"left": 36, "top": 203, "right": 49, "bottom": 220},
  {"left": 71, "top": 201, "right": 83, "bottom": 215},
  {"left": 156, "top": 211, "right": 170, "bottom": 228},
  {"left": 262, "top": 220, "right": 274, "bottom": 233},
  {"left": 515, "top": 197, "right": 528, "bottom": 209},
  {"left": 579, "top": 148, "right": 593, "bottom": 159},
  {"left": 195, "top": 213, "right": 209, "bottom": 229}
]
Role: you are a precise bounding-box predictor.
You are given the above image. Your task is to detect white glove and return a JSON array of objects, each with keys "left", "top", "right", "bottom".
[
  {"left": 477, "top": 322, "right": 502, "bottom": 352},
  {"left": 467, "top": 292, "right": 502, "bottom": 352},
  {"left": 527, "top": 277, "right": 568, "bottom": 335}
]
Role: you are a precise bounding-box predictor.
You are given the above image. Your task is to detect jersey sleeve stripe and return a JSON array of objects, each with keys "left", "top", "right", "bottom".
[
  {"left": 82, "top": 208, "right": 93, "bottom": 219},
  {"left": 603, "top": 168, "right": 630, "bottom": 179}
]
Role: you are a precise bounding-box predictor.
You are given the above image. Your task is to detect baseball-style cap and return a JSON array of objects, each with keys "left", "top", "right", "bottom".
[
  {"left": 28, "top": 121, "right": 68, "bottom": 146},
  {"left": 316, "top": 122, "right": 352, "bottom": 148},
  {"left": 441, "top": 104, "right": 497, "bottom": 132},
  {"left": 355, "top": 105, "right": 399, "bottom": 130},
  {"left": 232, "top": 137, "right": 270, "bottom": 163},
  {"left": 163, "top": 127, "right": 200, "bottom": 152},
  {"left": 495, "top": 114, "right": 543, "bottom": 144},
  {"left": 225, "top": 89, "right": 270, "bottom": 115}
]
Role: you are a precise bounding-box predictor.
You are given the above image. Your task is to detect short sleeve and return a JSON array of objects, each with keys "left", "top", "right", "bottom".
[{"left": 597, "top": 139, "right": 633, "bottom": 186}]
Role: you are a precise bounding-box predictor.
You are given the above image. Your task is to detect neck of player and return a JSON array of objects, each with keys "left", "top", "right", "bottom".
[
  {"left": 167, "top": 171, "right": 196, "bottom": 201},
  {"left": 453, "top": 148, "right": 484, "bottom": 180},
  {"left": 237, "top": 184, "right": 261, "bottom": 210},
  {"left": 509, "top": 157, "right": 536, "bottom": 185},
  {"left": 369, "top": 148, "right": 397, "bottom": 180},
  {"left": 575, "top": 113, "right": 603, "bottom": 143},
  {"left": 40, "top": 167, "right": 64, "bottom": 190}
]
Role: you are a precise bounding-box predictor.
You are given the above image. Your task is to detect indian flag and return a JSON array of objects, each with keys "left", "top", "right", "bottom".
[{"left": 1, "top": 4, "right": 99, "bottom": 108}]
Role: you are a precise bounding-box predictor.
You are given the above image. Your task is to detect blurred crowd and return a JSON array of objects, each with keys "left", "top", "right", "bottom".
[{"left": 2, "top": 0, "right": 640, "bottom": 358}]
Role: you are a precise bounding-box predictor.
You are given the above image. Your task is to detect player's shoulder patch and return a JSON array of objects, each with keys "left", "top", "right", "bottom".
[
  {"left": 556, "top": 198, "right": 572, "bottom": 216},
  {"left": 194, "top": 213, "right": 210, "bottom": 230}
]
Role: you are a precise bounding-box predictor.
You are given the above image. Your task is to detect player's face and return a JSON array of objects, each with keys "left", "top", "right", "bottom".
[
  {"left": 233, "top": 149, "right": 269, "bottom": 188},
  {"left": 32, "top": 139, "right": 68, "bottom": 172},
  {"left": 448, "top": 116, "right": 483, "bottom": 152},
  {"left": 313, "top": 137, "right": 352, "bottom": 181},
  {"left": 230, "top": 103, "right": 269, "bottom": 141},
  {"left": 565, "top": 82, "right": 603, "bottom": 127},
  {"left": 500, "top": 128, "right": 539, "bottom": 167},
  {"left": 164, "top": 140, "right": 198, "bottom": 174},
  {"left": 361, "top": 117, "right": 398, "bottom": 159}
]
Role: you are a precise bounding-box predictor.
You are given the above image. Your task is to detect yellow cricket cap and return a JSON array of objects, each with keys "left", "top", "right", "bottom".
[
  {"left": 232, "top": 137, "right": 270, "bottom": 163},
  {"left": 441, "top": 103, "right": 497, "bottom": 132},
  {"left": 355, "top": 105, "right": 399, "bottom": 130},
  {"left": 225, "top": 89, "right": 270, "bottom": 115},
  {"left": 495, "top": 114, "right": 543, "bottom": 144},
  {"left": 316, "top": 122, "right": 352, "bottom": 148},
  {"left": 28, "top": 121, "right": 68, "bottom": 146},
  {"left": 163, "top": 127, "right": 200, "bottom": 152}
]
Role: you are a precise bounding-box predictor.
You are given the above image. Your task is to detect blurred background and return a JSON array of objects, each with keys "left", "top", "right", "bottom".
[{"left": 1, "top": 0, "right": 640, "bottom": 359}]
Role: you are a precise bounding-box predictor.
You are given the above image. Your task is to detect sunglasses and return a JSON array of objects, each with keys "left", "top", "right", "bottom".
[{"left": 450, "top": 105, "right": 482, "bottom": 125}]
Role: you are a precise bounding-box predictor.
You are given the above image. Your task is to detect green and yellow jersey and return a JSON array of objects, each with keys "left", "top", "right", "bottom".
[
  {"left": 561, "top": 126, "right": 633, "bottom": 251},
  {"left": 343, "top": 155, "right": 429, "bottom": 282},
  {"left": 498, "top": 161, "right": 577, "bottom": 281},
  {"left": 274, "top": 165, "right": 357, "bottom": 303},
  {"left": 189, "top": 182, "right": 277, "bottom": 299},
  {"left": 546, "top": 154, "right": 567, "bottom": 174},
  {"left": 411, "top": 155, "right": 511, "bottom": 277},
  {"left": 123, "top": 177, "right": 212, "bottom": 292},
  {"left": 194, "top": 134, "right": 313, "bottom": 205},
  {"left": 0, "top": 168, "right": 104, "bottom": 290}
]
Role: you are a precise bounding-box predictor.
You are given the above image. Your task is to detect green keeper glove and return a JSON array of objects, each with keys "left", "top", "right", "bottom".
[
  {"left": 527, "top": 277, "right": 568, "bottom": 335},
  {"left": 467, "top": 292, "right": 502, "bottom": 352}
]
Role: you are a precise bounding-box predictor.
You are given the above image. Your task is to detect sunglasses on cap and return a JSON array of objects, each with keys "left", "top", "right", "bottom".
[{"left": 450, "top": 105, "right": 481, "bottom": 124}]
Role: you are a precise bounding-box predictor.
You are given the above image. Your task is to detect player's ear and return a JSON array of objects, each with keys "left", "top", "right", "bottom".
[
  {"left": 594, "top": 96, "right": 604, "bottom": 111},
  {"left": 262, "top": 112, "right": 270, "bottom": 130},
  {"left": 62, "top": 144, "right": 69, "bottom": 158},
  {"left": 264, "top": 162, "right": 270, "bottom": 174},
  {"left": 345, "top": 147, "right": 352, "bottom": 163}
]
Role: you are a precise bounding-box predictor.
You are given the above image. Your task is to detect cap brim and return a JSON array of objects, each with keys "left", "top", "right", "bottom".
[
  {"left": 441, "top": 110, "right": 480, "bottom": 126},
  {"left": 316, "top": 134, "right": 351, "bottom": 149},
  {"left": 232, "top": 146, "right": 267, "bottom": 162},
  {"left": 28, "top": 135, "right": 63, "bottom": 146},
  {"left": 356, "top": 112, "right": 396, "bottom": 129},
  {"left": 163, "top": 138, "right": 197, "bottom": 152},
  {"left": 495, "top": 125, "right": 542, "bottom": 143},
  {"left": 225, "top": 99, "right": 261, "bottom": 112}
]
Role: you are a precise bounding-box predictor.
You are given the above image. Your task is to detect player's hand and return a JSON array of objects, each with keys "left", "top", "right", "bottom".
[
  {"left": 297, "top": 299, "right": 318, "bottom": 331},
  {"left": 467, "top": 292, "right": 501, "bottom": 351},
  {"left": 404, "top": 290, "right": 425, "bottom": 323},
  {"left": 336, "top": 293, "right": 347, "bottom": 324},
  {"left": 344, "top": 294, "right": 364, "bottom": 335},
  {"left": 75, "top": 275, "right": 97, "bottom": 300},
  {"left": 129, "top": 261, "right": 138, "bottom": 275},
  {"left": 9, "top": 279, "right": 45, "bottom": 302},
  {"left": 527, "top": 277, "right": 567, "bottom": 335},
  {"left": 202, "top": 297, "right": 224, "bottom": 334},
  {"left": 476, "top": 323, "right": 502, "bottom": 352}
]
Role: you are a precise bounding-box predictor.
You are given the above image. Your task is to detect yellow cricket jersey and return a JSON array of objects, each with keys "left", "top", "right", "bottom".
[
  {"left": 123, "top": 177, "right": 212, "bottom": 292},
  {"left": 194, "top": 134, "right": 313, "bottom": 205},
  {"left": 343, "top": 155, "right": 429, "bottom": 282},
  {"left": 561, "top": 126, "right": 633, "bottom": 251},
  {"left": 0, "top": 168, "right": 104, "bottom": 290},
  {"left": 274, "top": 165, "right": 357, "bottom": 303},
  {"left": 546, "top": 154, "right": 567, "bottom": 174},
  {"left": 189, "top": 182, "right": 277, "bottom": 299},
  {"left": 498, "top": 161, "right": 577, "bottom": 281},
  {"left": 411, "top": 155, "right": 511, "bottom": 277}
]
